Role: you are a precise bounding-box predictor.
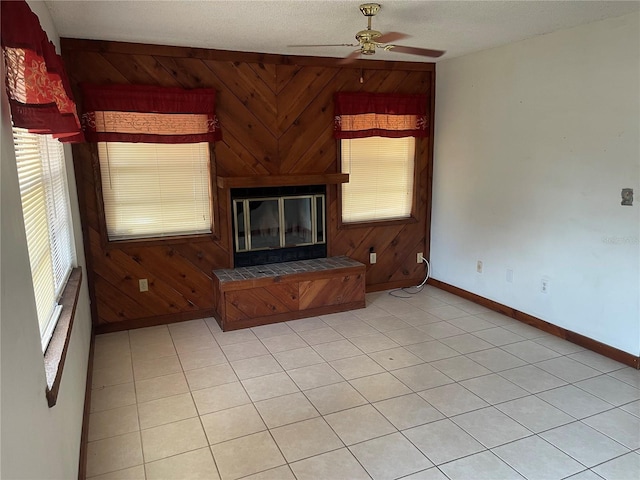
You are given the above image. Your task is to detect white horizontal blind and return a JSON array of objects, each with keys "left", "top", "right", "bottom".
[
  {"left": 12, "top": 128, "right": 75, "bottom": 351},
  {"left": 98, "top": 142, "right": 212, "bottom": 240},
  {"left": 43, "top": 136, "right": 74, "bottom": 294},
  {"left": 341, "top": 136, "right": 415, "bottom": 223}
]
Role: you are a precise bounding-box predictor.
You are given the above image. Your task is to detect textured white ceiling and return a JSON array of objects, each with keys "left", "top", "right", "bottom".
[{"left": 45, "top": 0, "right": 640, "bottom": 62}]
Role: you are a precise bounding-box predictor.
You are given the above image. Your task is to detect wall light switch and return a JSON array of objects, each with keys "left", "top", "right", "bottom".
[
  {"left": 476, "top": 260, "right": 483, "bottom": 274},
  {"left": 139, "top": 278, "right": 149, "bottom": 292},
  {"left": 370, "top": 252, "right": 377, "bottom": 264}
]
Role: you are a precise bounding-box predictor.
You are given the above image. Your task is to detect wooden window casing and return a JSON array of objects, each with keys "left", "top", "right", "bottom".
[
  {"left": 92, "top": 142, "right": 219, "bottom": 248},
  {"left": 337, "top": 137, "right": 420, "bottom": 229}
]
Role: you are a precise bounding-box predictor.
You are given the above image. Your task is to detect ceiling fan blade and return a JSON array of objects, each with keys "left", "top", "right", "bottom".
[
  {"left": 288, "top": 43, "right": 357, "bottom": 48},
  {"left": 338, "top": 49, "right": 362, "bottom": 65},
  {"left": 376, "top": 31, "right": 409, "bottom": 44},
  {"left": 386, "top": 45, "right": 445, "bottom": 58}
]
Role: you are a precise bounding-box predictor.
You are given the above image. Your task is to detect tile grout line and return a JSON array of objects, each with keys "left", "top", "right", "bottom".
[
  {"left": 125, "top": 330, "right": 149, "bottom": 479},
  {"left": 87, "top": 291, "right": 638, "bottom": 480},
  {"left": 171, "top": 321, "right": 225, "bottom": 480}
]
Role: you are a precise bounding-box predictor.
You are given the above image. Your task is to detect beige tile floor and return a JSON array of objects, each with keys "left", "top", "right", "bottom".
[{"left": 86, "top": 286, "right": 640, "bottom": 480}]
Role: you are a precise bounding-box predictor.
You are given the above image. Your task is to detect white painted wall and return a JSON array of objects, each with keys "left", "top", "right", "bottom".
[
  {"left": 432, "top": 12, "right": 640, "bottom": 355},
  {"left": 0, "top": 1, "right": 92, "bottom": 478}
]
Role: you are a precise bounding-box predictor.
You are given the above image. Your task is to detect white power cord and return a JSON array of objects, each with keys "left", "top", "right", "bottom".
[
  {"left": 416, "top": 256, "right": 431, "bottom": 288},
  {"left": 389, "top": 256, "right": 431, "bottom": 298}
]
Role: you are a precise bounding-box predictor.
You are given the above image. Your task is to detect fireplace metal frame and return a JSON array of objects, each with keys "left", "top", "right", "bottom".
[
  {"left": 233, "top": 194, "right": 326, "bottom": 252},
  {"left": 231, "top": 188, "right": 327, "bottom": 267}
]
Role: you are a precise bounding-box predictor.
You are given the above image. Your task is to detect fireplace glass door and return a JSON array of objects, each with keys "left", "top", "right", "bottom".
[
  {"left": 284, "top": 196, "right": 313, "bottom": 246},
  {"left": 234, "top": 194, "right": 325, "bottom": 253},
  {"left": 249, "top": 199, "right": 280, "bottom": 250}
]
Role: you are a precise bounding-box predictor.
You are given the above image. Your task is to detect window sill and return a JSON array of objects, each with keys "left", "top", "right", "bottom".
[
  {"left": 338, "top": 215, "right": 419, "bottom": 230},
  {"left": 104, "top": 232, "right": 218, "bottom": 250},
  {"left": 44, "top": 267, "right": 83, "bottom": 408}
]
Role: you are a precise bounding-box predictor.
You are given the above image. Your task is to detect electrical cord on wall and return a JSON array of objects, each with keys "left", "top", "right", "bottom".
[{"left": 389, "top": 257, "right": 431, "bottom": 298}]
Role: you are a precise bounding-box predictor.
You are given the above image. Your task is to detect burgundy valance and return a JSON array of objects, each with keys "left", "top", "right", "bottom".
[
  {"left": 1, "top": 0, "right": 82, "bottom": 142},
  {"left": 334, "top": 92, "right": 428, "bottom": 139},
  {"left": 80, "top": 83, "right": 222, "bottom": 144}
]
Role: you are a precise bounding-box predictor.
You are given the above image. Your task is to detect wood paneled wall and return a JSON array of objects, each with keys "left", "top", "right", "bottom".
[{"left": 61, "top": 39, "right": 435, "bottom": 332}]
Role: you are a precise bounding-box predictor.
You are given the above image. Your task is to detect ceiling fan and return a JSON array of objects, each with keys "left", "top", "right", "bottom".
[{"left": 289, "top": 3, "right": 445, "bottom": 64}]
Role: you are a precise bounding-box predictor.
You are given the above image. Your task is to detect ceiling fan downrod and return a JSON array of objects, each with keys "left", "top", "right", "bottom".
[{"left": 356, "top": 3, "right": 382, "bottom": 54}]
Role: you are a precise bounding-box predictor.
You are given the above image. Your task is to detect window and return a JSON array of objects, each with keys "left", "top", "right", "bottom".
[
  {"left": 79, "top": 83, "right": 222, "bottom": 242},
  {"left": 333, "top": 91, "right": 427, "bottom": 224},
  {"left": 341, "top": 136, "right": 416, "bottom": 223},
  {"left": 98, "top": 142, "right": 213, "bottom": 241},
  {"left": 12, "top": 127, "right": 76, "bottom": 351}
]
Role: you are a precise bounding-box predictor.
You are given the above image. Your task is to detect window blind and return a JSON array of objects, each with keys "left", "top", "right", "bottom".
[
  {"left": 98, "top": 142, "right": 212, "bottom": 240},
  {"left": 13, "top": 127, "right": 75, "bottom": 351},
  {"left": 341, "top": 136, "right": 415, "bottom": 223}
]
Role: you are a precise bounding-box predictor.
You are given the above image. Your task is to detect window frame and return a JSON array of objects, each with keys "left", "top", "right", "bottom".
[
  {"left": 12, "top": 128, "right": 77, "bottom": 349},
  {"left": 10, "top": 127, "right": 83, "bottom": 407},
  {"left": 336, "top": 136, "right": 421, "bottom": 230},
  {"left": 91, "top": 142, "right": 220, "bottom": 249}
]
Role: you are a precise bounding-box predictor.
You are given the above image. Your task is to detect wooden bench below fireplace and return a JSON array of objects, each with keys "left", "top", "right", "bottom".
[{"left": 212, "top": 256, "right": 366, "bottom": 331}]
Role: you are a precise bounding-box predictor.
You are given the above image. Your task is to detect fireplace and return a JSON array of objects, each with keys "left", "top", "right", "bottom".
[{"left": 232, "top": 185, "right": 326, "bottom": 267}]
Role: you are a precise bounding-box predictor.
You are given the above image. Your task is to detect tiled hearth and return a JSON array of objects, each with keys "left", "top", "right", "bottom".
[
  {"left": 213, "top": 256, "right": 362, "bottom": 283},
  {"left": 86, "top": 286, "right": 640, "bottom": 479}
]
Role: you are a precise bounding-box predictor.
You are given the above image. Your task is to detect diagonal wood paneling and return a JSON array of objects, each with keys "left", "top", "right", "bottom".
[
  {"left": 62, "top": 38, "right": 435, "bottom": 331},
  {"left": 278, "top": 70, "right": 349, "bottom": 173},
  {"left": 299, "top": 274, "right": 365, "bottom": 310},
  {"left": 248, "top": 62, "right": 277, "bottom": 94},
  {"left": 275, "top": 65, "right": 303, "bottom": 94},
  {"left": 226, "top": 283, "right": 299, "bottom": 323},
  {"left": 101, "top": 53, "right": 182, "bottom": 86},
  {"left": 204, "top": 60, "right": 278, "bottom": 136},
  {"left": 276, "top": 65, "right": 339, "bottom": 134}
]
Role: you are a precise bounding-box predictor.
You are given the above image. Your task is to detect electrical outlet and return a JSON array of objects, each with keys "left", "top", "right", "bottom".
[
  {"left": 541, "top": 277, "right": 550, "bottom": 294},
  {"left": 621, "top": 188, "right": 633, "bottom": 206},
  {"left": 417, "top": 252, "right": 423, "bottom": 263},
  {"left": 506, "top": 269, "right": 513, "bottom": 283},
  {"left": 369, "top": 252, "right": 377, "bottom": 264},
  {"left": 139, "top": 278, "right": 149, "bottom": 292},
  {"left": 476, "top": 260, "right": 483, "bottom": 274}
]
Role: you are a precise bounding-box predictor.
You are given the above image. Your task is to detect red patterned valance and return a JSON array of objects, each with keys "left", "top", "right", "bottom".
[
  {"left": 334, "top": 92, "right": 428, "bottom": 139},
  {"left": 80, "top": 83, "right": 222, "bottom": 144},
  {"left": 1, "top": 0, "right": 82, "bottom": 142}
]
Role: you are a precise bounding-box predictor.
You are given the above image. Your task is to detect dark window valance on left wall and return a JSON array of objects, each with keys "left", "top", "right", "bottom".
[
  {"left": 80, "top": 83, "right": 222, "bottom": 144},
  {"left": 1, "top": 0, "right": 83, "bottom": 142}
]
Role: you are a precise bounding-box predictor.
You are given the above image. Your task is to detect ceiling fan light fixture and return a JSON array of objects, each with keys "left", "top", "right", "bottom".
[{"left": 361, "top": 43, "right": 376, "bottom": 55}]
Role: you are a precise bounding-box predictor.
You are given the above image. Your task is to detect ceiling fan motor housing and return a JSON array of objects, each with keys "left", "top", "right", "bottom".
[{"left": 356, "top": 30, "right": 382, "bottom": 43}]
